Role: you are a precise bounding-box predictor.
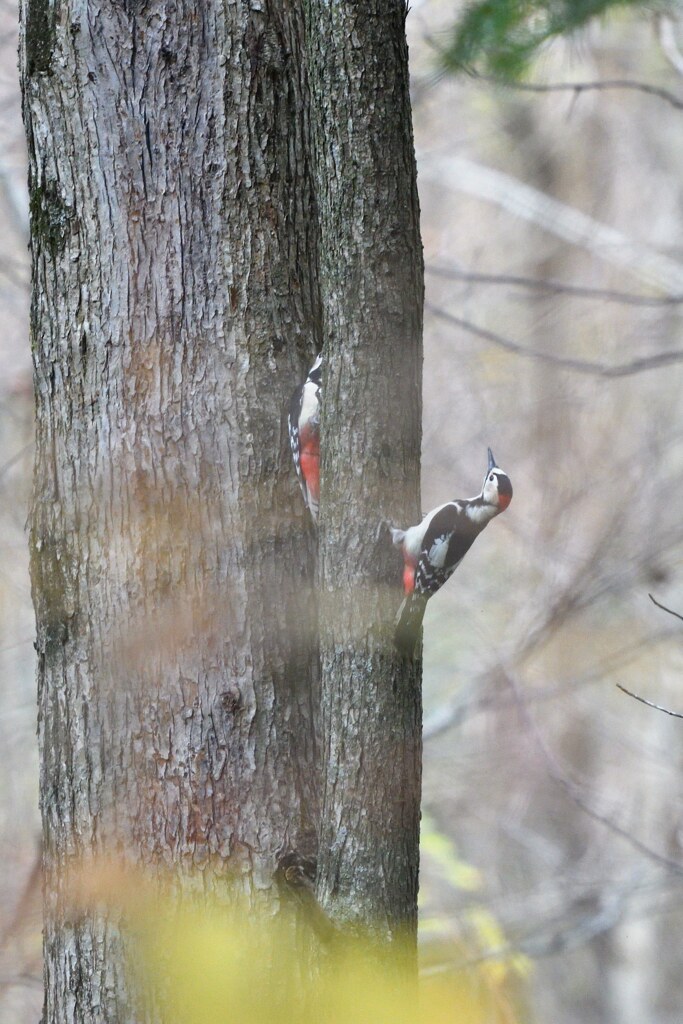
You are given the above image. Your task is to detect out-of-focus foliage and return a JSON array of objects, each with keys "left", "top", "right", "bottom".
[
  {"left": 441, "top": 0, "right": 670, "bottom": 78},
  {"left": 140, "top": 905, "right": 511, "bottom": 1024},
  {"left": 420, "top": 815, "right": 531, "bottom": 1014},
  {"left": 140, "top": 905, "right": 418, "bottom": 1024},
  {"left": 68, "top": 860, "right": 524, "bottom": 1024},
  {"left": 72, "top": 861, "right": 527, "bottom": 1024},
  {"left": 422, "top": 813, "right": 483, "bottom": 892}
]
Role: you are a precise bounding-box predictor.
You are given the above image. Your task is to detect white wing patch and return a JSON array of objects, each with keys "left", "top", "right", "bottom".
[{"left": 427, "top": 534, "right": 450, "bottom": 568}]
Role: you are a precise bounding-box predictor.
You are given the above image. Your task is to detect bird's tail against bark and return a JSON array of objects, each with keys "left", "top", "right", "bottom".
[{"left": 394, "top": 592, "right": 428, "bottom": 656}]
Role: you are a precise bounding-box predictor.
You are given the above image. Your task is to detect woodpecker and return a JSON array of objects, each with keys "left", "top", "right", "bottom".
[
  {"left": 391, "top": 448, "right": 512, "bottom": 655},
  {"left": 288, "top": 354, "right": 322, "bottom": 521}
]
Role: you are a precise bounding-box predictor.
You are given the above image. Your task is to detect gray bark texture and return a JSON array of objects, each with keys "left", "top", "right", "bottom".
[
  {"left": 307, "top": 1, "right": 423, "bottom": 939},
  {"left": 20, "top": 0, "right": 422, "bottom": 1019}
]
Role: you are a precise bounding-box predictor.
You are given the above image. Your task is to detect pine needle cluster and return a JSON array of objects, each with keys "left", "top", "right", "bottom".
[{"left": 442, "top": 0, "right": 673, "bottom": 79}]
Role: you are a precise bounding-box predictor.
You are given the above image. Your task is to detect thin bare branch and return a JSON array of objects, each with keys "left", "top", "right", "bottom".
[
  {"left": 474, "top": 72, "right": 683, "bottom": 113},
  {"left": 427, "top": 302, "right": 683, "bottom": 379},
  {"left": 649, "top": 592, "right": 683, "bottom": 623},
  {"left": 423, "top": 30, "right": 683, "bottom": 112},
  {"left": 504, "top": 671, "right": 683, "bottom": 875},
  {"left": 616, "top": 683, "right": 683, "bottom": 719},
  {"left": 424, "top": 625, "right": 677, "bottom": 742},
  {"left": 425, "top": 264, "right": 683, "bottom": 307}
]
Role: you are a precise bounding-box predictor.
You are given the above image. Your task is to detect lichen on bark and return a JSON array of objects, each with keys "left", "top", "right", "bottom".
[{"left": 24, "top": 0, "right": 57, "bottom": 77}]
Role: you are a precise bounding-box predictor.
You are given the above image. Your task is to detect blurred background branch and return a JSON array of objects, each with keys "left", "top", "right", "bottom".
[{"left": 427, "top": 301, "right": 683, "bottom": 377}]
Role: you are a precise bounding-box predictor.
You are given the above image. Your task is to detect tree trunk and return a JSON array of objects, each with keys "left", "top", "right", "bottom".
[
  {"left": 22, "top": 3, "right": 320, "bottom": 1021},
  {"left": 307, "top": 1, "right": 424, "bottom": 942},
  {"left": 21, "top": 0, "right": 423, "bottom": 1018}
]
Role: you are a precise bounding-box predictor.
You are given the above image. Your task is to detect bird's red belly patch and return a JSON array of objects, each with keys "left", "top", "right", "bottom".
[
  {"left": 403, "top": 557, "right": 417, "bottom": 595},
  {"left": 300, "top": 438, "right": 320, "bottom": 503}
]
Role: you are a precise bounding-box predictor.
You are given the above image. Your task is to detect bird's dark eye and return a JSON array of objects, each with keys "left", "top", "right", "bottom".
[{"left": 489, "top": 474, "right": 494, "bottom": 482}]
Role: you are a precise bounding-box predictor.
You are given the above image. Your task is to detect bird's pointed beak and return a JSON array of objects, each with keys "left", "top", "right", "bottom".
[{"left": 487, "top": 447, "right": 496, "bottom": 471}]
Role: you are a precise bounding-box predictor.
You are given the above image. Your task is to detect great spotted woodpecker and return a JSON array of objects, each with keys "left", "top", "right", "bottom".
[
  {"left": 288, "top": 355, "right": 322, "bottom": 521},
  {"left": 391, "top": 448, "right": 512, "bottom": 655}
]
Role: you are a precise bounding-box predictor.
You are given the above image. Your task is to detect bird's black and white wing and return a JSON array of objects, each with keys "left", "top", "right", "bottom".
[{"left": 412, "top": 504, "right": 477, "bottom": 597}]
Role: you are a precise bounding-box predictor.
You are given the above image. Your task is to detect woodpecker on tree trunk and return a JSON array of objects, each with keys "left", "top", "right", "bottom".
[
  {"left": 391, "top": 449, "right": 512, "bottom": 656},
  {"left": 288, "top": 355, "right": 322, "bottom": 521}
]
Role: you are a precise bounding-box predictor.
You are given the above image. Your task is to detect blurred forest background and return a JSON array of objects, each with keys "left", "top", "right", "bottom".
[{"left": 3, "top": 0, "right": 683, "bottom": 1021}]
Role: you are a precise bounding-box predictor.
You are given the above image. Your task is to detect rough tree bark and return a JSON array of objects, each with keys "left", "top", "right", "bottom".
[
  {"left": 21, "top": 0, "right": 423, "bottom": 1019},
  {"left": 22, "top": 3, "right": 320, "bottom": 1021},
  {"left": 308, "top": 1, "right": 423, "bottom": 941}
]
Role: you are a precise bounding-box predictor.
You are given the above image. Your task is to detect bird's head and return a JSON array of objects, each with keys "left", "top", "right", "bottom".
[
  {"left": 482, "top": 447, "right": 513, "bottom": 512},
  {"left": 308, "top": 354, "right": 323, "bottom": 385}
]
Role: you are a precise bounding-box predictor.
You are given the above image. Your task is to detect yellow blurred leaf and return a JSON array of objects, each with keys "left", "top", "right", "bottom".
[{"left": 421, "top": 815, "right": 482, "bottom": 892}]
